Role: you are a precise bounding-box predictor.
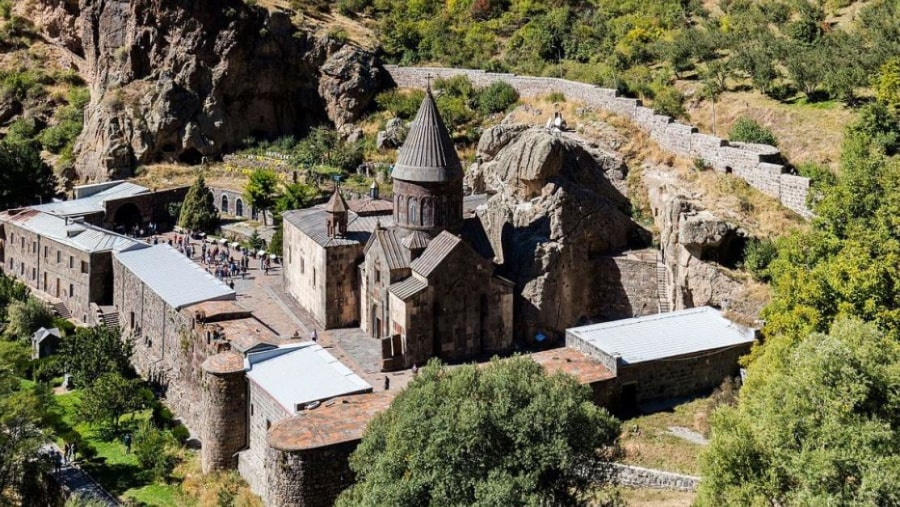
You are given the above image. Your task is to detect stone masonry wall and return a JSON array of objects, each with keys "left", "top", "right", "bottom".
[
  {"left": 201, "top": 369, "right": 248, "bottom": 473},
  {"left": 592, "top": 255, "right": 658, "bottom": 320},
  {"left": 240, "top": 381, "right": 291, "bottom": 499},
  {"left": 384, "top": 66, "right": 812, "bottom": 218},
  {"left": 607, "top": 463, "right": 700, "bottom": 491},
  {"left": 264, "top": 441, "right": 358, "bottom": 507}
]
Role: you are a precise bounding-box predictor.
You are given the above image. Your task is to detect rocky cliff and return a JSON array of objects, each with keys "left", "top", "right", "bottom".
[
  {"left": 20, "top": 0, "right": 382, "bottom": 181},
  {"left": 469, "top": 125, "right": 646, "bottom": 342},
  {"left": 644, "top": 168, "right": 765, "bottom": 322}
]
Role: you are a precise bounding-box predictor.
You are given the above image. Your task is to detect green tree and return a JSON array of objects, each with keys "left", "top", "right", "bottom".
[
  {"left": 728, "top": 117, "right": 778, "bottom": 146},
  {"left": 133, "top": 420, "right": 176, "bottom": 480},
  {"left": 875, "top": 56, "right": 900, "bottom": 109},
  {"left": 60, "top": 326, "right": 133, "bottom": 388},
  {"left": 698, "top": 318, "right": 900, "bottom": 506},
  {"left": 276, "top": 182, "right": 319, "bottom": 214},
  {"left": 0, "top": 140, "right": 57, "bottom": 210},
  {"left": 474, "top": 81, "right": 520, "bottom": 115},
  {"left": 337, "top": 357, "right": 620, "bottom": 507},
  {"left": 4, "top": 298, "right": 54, "bottom": 342},
  {"left": 78, "top": 372, "right": 146, "bottom": 431},
  {"left": 0, "top": 271, "right": 28, "bottom": 323},
  {"left": 178, "top": 174, "right": 219, "bottom": 233},
  {"left": 244, "top": 169, "right": 280, "bottom": 226}
]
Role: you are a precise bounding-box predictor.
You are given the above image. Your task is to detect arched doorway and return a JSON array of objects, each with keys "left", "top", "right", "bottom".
[
  {"left": 113, "top": 203, "right": 143, "bottom": 232},
  {"left": 236, "top": 199, "right": 244, "bottom": 217},
  {"left": 221, "top": 194, "right": 229, "bottom": 214}
]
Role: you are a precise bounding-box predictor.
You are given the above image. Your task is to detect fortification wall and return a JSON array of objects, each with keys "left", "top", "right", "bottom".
[{"left": 384, "top": 66, "right": 812, "bottom": 218}]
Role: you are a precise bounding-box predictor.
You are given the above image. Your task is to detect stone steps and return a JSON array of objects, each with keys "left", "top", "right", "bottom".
[
  {"left": 656, "top": 263, "right": 670, "bottom": 313},
  {"left": 52, "top": 301, "right": 72, "bottom": 320}
]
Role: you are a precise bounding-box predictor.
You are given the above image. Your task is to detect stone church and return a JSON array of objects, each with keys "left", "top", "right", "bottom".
[{"left": 284, "top": 89, "right": 514, "bottom": 370}]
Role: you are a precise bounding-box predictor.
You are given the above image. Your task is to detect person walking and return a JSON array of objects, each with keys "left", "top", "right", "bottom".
[
  {"left": 124, "top": 433, "right": 132, "bottom": 454},
  {"left": 311, "top": 329, "right": 318, "bottom": 343}
]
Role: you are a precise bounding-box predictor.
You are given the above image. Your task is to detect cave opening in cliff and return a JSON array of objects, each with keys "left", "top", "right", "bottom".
[
  {"left": 178, "top": 148, "right": 203, "bottom": 165},
  {"left": 701, "top": 230, "right": 748, "bottom": 269}
]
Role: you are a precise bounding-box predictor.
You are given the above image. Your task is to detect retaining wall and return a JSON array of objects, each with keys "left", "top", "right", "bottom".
[
  {"left": 608, "top": 463, "right": 700, "bottom": 492},
  {"left": 384, "top": 65, "right": 812, "bottom": 218}
]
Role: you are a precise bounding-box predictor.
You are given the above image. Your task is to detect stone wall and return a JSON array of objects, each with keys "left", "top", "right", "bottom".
[
  {"left": 201, "top": 362, "right": 248, "bottom": 473},
  {"left": 240, "top": 380, "right": 291, "bottom": 498},
  {"left": 102, "top": 186, "right": 190, "bottom": 231},
  {"left": 264, "top": 442, "right": 358, "bottom": 507},
  {"left": 210, "top": 187, "right": 259, "bottom": 221},
  {"left": 592, "top": 253, "right": 659, "bottom": 320},
  {"left": 1, "top": 220, "right": 111, "bottom": 324},
  {"left": 607, "top": 463, "right": 700, "bottom": 491},
  {"left": 384, "top": 66, "right": 812, "bottom": 218}
]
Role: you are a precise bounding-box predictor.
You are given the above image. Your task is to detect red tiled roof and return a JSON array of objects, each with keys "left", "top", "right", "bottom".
[
  {"left": 267, "top": 391, "right": 395, "bottom": 451},
  {"left": 530, "top": 347, "right": 616, "bottom": 385}
]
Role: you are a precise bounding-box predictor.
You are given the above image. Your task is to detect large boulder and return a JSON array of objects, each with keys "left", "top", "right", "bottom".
[
  {"left": 318, "top": 45, "right": 382, "bottom": 129},
  {"left": 470, "top": 125, "right": 643, "bottom": 342}
]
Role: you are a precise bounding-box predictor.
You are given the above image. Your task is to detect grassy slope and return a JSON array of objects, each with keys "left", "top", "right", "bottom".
[{"left": 618, "top": 397, "right": 712, "bottom": 476}]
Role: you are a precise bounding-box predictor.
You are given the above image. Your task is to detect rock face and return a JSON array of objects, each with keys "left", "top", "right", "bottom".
[
  {"left": 375, "top": 117, "right": 407, "bottom": 150},
  {"left": 23, "top": 0, "right": 383, "bottom": 180},
  {"left": 470, "top": 125, "right": 644, "bottom": 342},
  {"left": 645, "top": 169, "right": 754, "bottom": 315}
]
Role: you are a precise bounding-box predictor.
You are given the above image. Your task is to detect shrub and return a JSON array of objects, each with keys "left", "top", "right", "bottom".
[
  {"left": 433, "top": 75, "right": 475, "bottom": 100},
  {"left": 728, "top": 117, "right": 778, "bottom": 146},
  {"left": 651, "top": 85, "right": 686, "bottom": 119},
  {"left": 133, "top": 421, "right": 176, "bottom": 480},
  {"left": 0, "top": 0, "right": 10, "bottom": 20},
  {"left": 171, "top": 424, "right": 191, "bottom": 445},
  {"left": 742, "top": 237, "right": 777, "bottom": 282},
  {"left": 546, "top": 91, "right": 566, "bottom": 103},
  {"left": 375, "top": 90, "right": 425, "bottom": 119},
  {"left": 474, "top": 81, "right": 519, "bottom": 114}
]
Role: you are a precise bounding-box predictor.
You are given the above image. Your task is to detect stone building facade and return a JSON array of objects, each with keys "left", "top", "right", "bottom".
[
  {"left": 284, "top": 91, "right": 514, "bottom": 370},
  {"left": 0, "top": 209, "right": 144, "bottom": 323}
]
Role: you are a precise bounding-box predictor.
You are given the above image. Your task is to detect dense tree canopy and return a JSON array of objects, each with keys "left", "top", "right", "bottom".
[
  {"left": 59, "top": 326, "right": 133, "bottom": 388},
  {"left": 698, "top": 318, "right": 900, "bottom": 506},
  {"left": 244, "top": 169, "right": 280, "bottom": 225},
  {"left": 337, "top": 357, "right": 620, "bottom": 507},
  {"left": 0, "top": 140, "right": 57, "bottom": 210},
  {"left": 178, "top": 174, "right": 219, "bottom": 233}
]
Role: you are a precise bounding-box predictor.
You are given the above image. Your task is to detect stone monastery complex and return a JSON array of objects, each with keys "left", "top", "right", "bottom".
[{"left": 0, "top": 90, "right": 757, "bottom": 506}]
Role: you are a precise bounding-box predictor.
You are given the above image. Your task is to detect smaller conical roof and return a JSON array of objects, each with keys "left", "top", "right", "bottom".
[
  {"left": 392, "top": 89, "right": 463, "bottom": 183},
  {"left": 325, "top": 188, "right": 348, "bottom": 213}
]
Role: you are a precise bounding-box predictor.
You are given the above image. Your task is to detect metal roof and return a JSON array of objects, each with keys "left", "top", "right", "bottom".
[
  {"left": 114, "top": 244, "right": 235, "bottom": 309},
  {"left": 391, "top": 90, "right": 464, "bottom": 183},
  {"left": 32, "top": 182, "right": 149, "bottom": 217},
  {"left": 400, "top": 230, "right": 430, "bottom": 251},
  {"left": 245, "top": 343, "right": 372, "bottom": 414},
  {"left": 324, "top": 188, "right": 349, "bottom": 213},
  {"left": 2, "top": 209, "right": 145, "bottom": 253},
  {"left": 373, "top": 229, "right": 410, "bottom": 271},
  {"left": 389, "top": 276, "right": 428, "bottom": 300},
  {"left": 409, "top": 231, "right": 461, "bottom": 277},
  {"left": 283, "top": 208, "right": 393, "bottom": 248},
  {"left": 567, "top": 307, "right": 755, "bottom": 365}
]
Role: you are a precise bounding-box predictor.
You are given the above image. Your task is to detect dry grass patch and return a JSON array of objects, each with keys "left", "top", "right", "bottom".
[
  {"left": 618, "top": 397, "right": 711, "bottom": 476},
  {"left": 613, "top": 487, "right": 696, "bottom": 507}
]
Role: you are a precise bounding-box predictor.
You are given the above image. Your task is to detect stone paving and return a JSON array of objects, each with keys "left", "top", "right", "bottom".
[
  {"left": 161, "top": 232, "right": 413, "bottom": 393},
  {"left": 42, "top": 443, "right": 120, "bottom": 506}
]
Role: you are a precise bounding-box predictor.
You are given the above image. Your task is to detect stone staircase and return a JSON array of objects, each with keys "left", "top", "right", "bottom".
[
  {"left": 52, "top": 301, "right": 72, "bottom": 320},
  {"left": 656, "top": 260, "right": 670, "bottom": 314},
  {"left": 97, "top": 305, "right": 120, "bottom": 330}
]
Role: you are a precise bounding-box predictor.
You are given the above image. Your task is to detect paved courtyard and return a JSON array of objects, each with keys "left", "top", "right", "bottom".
[{"left": 160, "top": 231, "right": 413, "bottom": 392}]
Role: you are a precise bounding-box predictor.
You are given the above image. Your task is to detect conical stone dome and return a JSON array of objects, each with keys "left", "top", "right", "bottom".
[{"left": 392, "top": 90, "right": 463, "bottom": 183}]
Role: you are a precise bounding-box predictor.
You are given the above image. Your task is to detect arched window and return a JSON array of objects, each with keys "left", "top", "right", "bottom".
[
  {"left": 221, "top": 194, "right": 229, "bottom": 213},
  {"left": 422, "top": 197, "right": 433, "bottom": 226},
  {"left": 236, "top": 198, "right": 244, "bottom": 217},
  {"left": 408, "top": 197, "right": 418, "bottom": 225}
]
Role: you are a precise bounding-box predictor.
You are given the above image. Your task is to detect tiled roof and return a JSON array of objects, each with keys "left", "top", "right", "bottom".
[
  {"left": 391, "top": 90, "right": 464, "bottom": 183},
  {"left": 113, "top": 244, "right": 235, "bottom": 309},
  {"left": 1, "top": 209, "right": 145, "bottom": 254},
  {"left": 347, "top": 198, "right": 393, "bottom": 216},
  {"left": 215, "top": 317, "right": 283, "bottom": 354},
  {"left": 389, "top": 276, "right": 428, "bottom": 300},
  {"left": 267, "top": 391, "right": 395, "bottom": 451},
  {"left": 325, "top": 189, "right": 349, "bottom": 213},
  {"left": 410, "top": 231, "right": 461, "bottom": 277},
  {"left": 32, "top": 182, "right": 149, "bottom": 217},
  {"left": 245, "top": 343, "right": 372, "bottom": 415},
  {"left": 283, "top": 208, "right": 393, "bottom": 248},
  {"left": 530, "top": 347, "right": 616, "bottom": 385},
  {"left": 567, "top": 307, "right": 756, "bottom": 365},
  {"left": 400, "top": 230, "right": 430, "bottom": 250},
  {"left": 373, "top": 229, "right": 410, "bottom": 271}
]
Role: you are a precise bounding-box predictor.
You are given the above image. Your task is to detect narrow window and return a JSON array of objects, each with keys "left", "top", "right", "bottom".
[
  {"left": 43, "top": 246, "right": 48, "bottom": 258},
  {"left": 56, "top": 251, "right": 60, "bottom": 263},
  {"left": 69, "top": 256, "right": 74, "bottom": 269},
  {"left": 81, "top": 261, "right": 88, "bottom": 274},
  {"left": 69, "top": 283, "right": 74, "bottom": 297}
]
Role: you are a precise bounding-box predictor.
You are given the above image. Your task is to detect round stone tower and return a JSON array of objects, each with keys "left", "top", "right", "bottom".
[
  {"left": 200, "top": 351, "right": 247, "bottom": 473},
  {"left": 391, "top": 88, "right": 464, "bottom": 236}
]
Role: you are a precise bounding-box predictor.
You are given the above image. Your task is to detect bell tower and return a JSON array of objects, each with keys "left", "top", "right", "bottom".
[{"left": 325, "top": 186, "right": 348, "bottom": 238}]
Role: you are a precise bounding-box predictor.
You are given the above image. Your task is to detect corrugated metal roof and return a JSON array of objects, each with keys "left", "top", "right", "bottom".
[
  {"left": 410, "top": 231, "right": 461, "bottom": 277},
  {"left": 245, "top": 343, "right": 372, "bottom": 414},
  {"left": 114, "top": 244, "right": 235, "bottom": 309},
  {"left": 32, "top": 182, "right": 149, "bottom": 217},
  {"left": 2, "top": 209, "right": 144, "bottom": 253},
  {"left": 283, "top": 208, "right": 393, "bottom": 248},
  {"left": 389, "top": 277, "right": 427, "bottom": 300},
  {"left": 391, "top": 90, "right": 464, "bottom": 183},
  {"left": 568, "top": 307, "right": 755, "bottom": 365}
]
